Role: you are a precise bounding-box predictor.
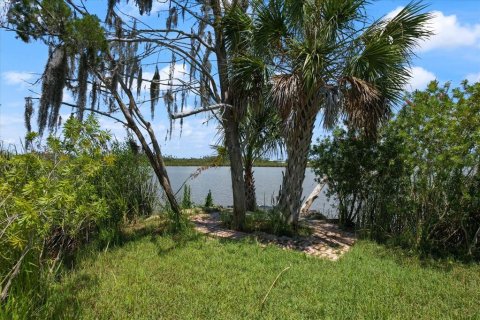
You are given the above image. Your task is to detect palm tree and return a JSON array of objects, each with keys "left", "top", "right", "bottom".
[
  {"left": 240, "top": 104, "right": 284, "bottom": 211},
  {"left": 212, "top": 103, "right": 283, "bottom": 212},
  {"left": 248, "top": 0, "right": 432, "bottom": 227}
]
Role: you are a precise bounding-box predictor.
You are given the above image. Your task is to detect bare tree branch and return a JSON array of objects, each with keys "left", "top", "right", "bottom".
[
  {"left": 30, "top": 98, "right": 128, "bottom": 126},
  {"left": 170, "top": 103, "right": 231, "bottom": 119}
]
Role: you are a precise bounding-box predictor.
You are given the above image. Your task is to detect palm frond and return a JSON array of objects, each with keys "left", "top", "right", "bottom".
[
  {"left": 230, "top": 55, "right": 269, "bottom": 112},
  {"left": 252, "top": 0, "right": 287, "bottom": 56},
  {"left": 269, "top": 73, "right": 305, "bottom": 122},
  {"left": 339, "top": 76, "right": 390, "bottom": 136},
  {"left": 223, "top": 6, "right": 253, "bottom": 52},
  {"left": 346, "top": 1, "right": 433, "bottom": 104},
  {"left": 381, "top": 1, "right": 433, "bottom": 56}
]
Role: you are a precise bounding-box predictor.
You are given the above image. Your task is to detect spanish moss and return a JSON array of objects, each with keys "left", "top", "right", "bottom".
[
  {"left": 150, "top": 66, "right": 160, "bottom": 119},
  {"left": 109, "top": 97, "right": 116, "bottom": 113},
  {"left": 24, "top": 97, "right": 33, "bottom": 133},
  {"left": 166, "top": 7, "right": 178, "bottom": 30},
  {"left": 137, "top": 66, "right": 143, "bottom": 97},
  {"left": 76, "top": 53, "right": 88, "bottom": 122},
  {"left": 164, "top": 89, "right": 174, "bottom": 140},
  {"left": 128, "top": 58, "right": 139, "bottom": 91},
  {"left": 110, "top": 60, "right": 119, "bottom": 92},
  {"left": 91, "top": 81, "right": 98, "bottom": 110},
  {"left": 39, "top": 46, "right": 67, "bottom": 135},
  {"left": 134, "top": 0, "right": 153, "bottom": 15},
  {"left": 106, "top": 0, "right": 120, "bottom": 24}
]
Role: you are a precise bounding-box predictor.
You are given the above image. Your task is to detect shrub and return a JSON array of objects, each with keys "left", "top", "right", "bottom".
[
  {"left": 0, "top": 115, "right": 159, "bottom": 315},
  {"left": 182, "top": 185, "right": 193, "bottom": 209},
  {"left": 204, "top": 189, "right": 214, "bottom": 208},
  {"left": 311, "top": 81, "right": 480, "bottom": 259},
  {"left": 103, "top": 141, "right": 160, "bottom": 225}
]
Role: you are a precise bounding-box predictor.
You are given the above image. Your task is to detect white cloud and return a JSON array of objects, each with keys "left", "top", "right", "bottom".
[
  {"left": 423, "top": 11, "right": 480, "bottom": 51},
  {"left": 2, "top": 71, "right": 36, "bottom": 86},
  {"left": 386, "top": 8, "right": 480, "bottom": 52},
  {"left": 157, "top": 113, "right": 219, "bottom": 153},
  {"left": 406, "top": 66, "right": 436, "bottom": 91},
  {"left": 98, "top": 117, "right": 128, "bottom": 140},
  {"left": 0, "top": 114, "right": 26, "bottom": 147},
  {"left": 153, "top": 63, "right": 188, "bottom": 91},
  {"left": 466, "top": 72, "right": 480, "bottom": 83},
  {"left": 132, "top": 63, "right": 189, "bottom": 101},
  {"left": 0, "top": 114, "right": 24, "bottom": 126}
]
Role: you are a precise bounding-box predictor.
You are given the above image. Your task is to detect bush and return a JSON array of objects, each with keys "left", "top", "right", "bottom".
[
  {"left": 311, "top": 81, "right": 480, "bottom": 259},
  {"left": 182, "top": 185, "right": 193, "bottom": 209},
  {"left": 204, "top": 189, "right": 213, "bottom": 208},
  {"left": 103, "top": 141, "right": 160, "bottom": 225},
  {"left": 0, "top": 115, "right": 159, "bottom": 316}
]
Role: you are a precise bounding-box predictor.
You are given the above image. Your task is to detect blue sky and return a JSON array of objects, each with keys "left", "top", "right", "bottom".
[{"left": 1, "top": 0, "right": 480, "bottom": 157}]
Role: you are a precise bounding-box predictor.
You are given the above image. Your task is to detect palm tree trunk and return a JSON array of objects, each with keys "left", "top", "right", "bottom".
[
  {"left": 277, "top": 107, "right": 317, "bottom": 227},
  {"left": 244, "top": 158, "right": 257, "bottom": 211}
]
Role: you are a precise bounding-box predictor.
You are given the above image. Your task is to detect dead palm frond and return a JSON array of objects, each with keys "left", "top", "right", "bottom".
[
  {"left": 339, "top": 76, "right": 389, "bottom": 136},
  {"left": 269, "top": 73, "right": 305, "bottom": 123}
]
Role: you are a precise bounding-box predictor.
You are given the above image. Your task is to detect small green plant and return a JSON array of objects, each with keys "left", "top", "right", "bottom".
[
  {"left": 204, "top": 189, "right": 214, "bottom": 208},
  {"left": 181, "top": 185, "right": 193, "bottom": 209},
  {"left": 164, "top": 205, "right": 192, "bottom": 235},
  {"left": 219, "top": 210, "right": 233, "bottom": 229}
]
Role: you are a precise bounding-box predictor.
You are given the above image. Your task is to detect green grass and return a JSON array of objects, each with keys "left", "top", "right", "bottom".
[{"left": 37, "top": 224, "right": 480, "bottom": 320}]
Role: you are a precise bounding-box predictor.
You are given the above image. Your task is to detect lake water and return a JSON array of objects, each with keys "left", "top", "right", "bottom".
[{"left": 161, "top": 166, "right": 337, "bottom": 217}]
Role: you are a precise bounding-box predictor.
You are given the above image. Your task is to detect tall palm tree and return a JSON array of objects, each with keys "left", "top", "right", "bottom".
[{"left": 248, "top": 0, "right": 432, "bottom": 227}]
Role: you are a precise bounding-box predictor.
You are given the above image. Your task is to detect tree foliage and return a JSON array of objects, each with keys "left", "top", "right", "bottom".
[
  {"left": 231, "top": 0, "right": 432, "bottom": 225},
  {"left": 0, "top": 115, "right": 158, "bottom": 311},
  {"left": 8, "top": 0, "right": 107, "bottom": 134},
  {"left": 311, "top": 81, "right": 480, "bottom": 259}
]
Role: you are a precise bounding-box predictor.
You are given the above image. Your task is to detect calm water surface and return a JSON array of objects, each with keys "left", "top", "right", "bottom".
[{"left": 160, "top": 166, "right": 337, "bottom": 217}]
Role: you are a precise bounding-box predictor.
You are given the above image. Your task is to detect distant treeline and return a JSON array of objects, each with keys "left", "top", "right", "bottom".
[{"left": 163, "top": 156, "right": 288, "bottom": 167}]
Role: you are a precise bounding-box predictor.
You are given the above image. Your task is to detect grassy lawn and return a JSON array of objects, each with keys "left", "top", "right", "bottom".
[{"left": 41, "top": 229, "right": 479, "bottom": 319}]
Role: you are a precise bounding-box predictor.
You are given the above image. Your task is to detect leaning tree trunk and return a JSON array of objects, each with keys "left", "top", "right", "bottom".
[
  {"left": 300, "top": 176, "right": 328, "bottom": 216},
  {"left": 244, "top": 159, "right": 257, "bottom": 212},
  {"left": 104, "top": 72, "right": 182, "bottom": 218},
  {"left": 277, "top": 106, "right": 318, "bottom": 228}
]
